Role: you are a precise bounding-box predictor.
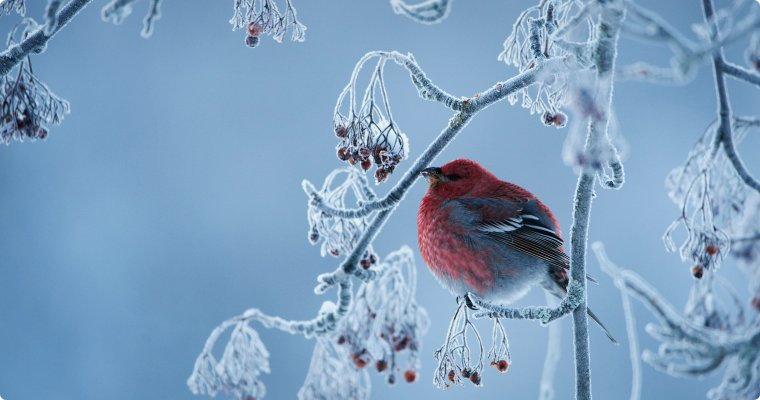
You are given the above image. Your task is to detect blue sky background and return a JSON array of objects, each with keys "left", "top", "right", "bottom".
[{"left": 1, "top": 1, "right": 759, "bottom": 399}]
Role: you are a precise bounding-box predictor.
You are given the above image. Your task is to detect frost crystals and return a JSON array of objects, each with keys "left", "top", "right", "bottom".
[
  {"left": 1, "top": 19, "right": 69, "bottom": 145},
  {"left": 230, "top": 0, "right": 306, "bottom": 47},
  {"left": 334, "top": 52, "right": 410, "bottom": 183}
]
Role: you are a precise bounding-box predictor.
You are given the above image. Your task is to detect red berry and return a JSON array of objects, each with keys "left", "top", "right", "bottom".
[
  {"left": 469, "top": 371, "right": 481, "bottom": 385},
  {"left": 403, "top": 370, "right": 416, "bottom": 383},
  {"left": 495, "top": 359, "right": 509, "bottom": 372},
  {"left": 360, "top": 159, "right": 371, "bottom": 171},
  {"left": 376, "top": 360, "right": 388, "bottom": 372},
  {"left": 352, "top": 353, "right": 367, "bottom": 368},
  {"left": 448, "top": 370, "right": 456, "bottom": 382},
  {"left": 247, "top": 21, "right": 263, "bottom": 36},
  {"left": 705, "top": 244, "right": 719, "bottom": 255},
  {"left": 691, "top": 264, "right": 704, "bottom": 279},
  {"left": 335, "top": 125, "right": 347, "bottom": 138}
]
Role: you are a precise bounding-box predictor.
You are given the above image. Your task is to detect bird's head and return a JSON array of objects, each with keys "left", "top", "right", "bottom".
[{"left": 420, "top": 158, "right": 489, "bottom": 198}]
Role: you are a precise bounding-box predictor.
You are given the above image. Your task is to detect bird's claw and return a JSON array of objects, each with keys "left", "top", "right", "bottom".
[{"left": 463, "top": 292, "right": 479, "bottom": 310}]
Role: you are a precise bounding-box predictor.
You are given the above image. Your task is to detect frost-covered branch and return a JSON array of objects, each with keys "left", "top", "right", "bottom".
[
  {"left": 465, "top": 280, "right": 584, "bottom": 324},
  {"left": 0, "top": 0, "right": 93, "bottom": 76},
  {"left": 390, "top": 0, "right": 452, "bottom": 24},
  {"left": 721, "top": 60, "right": 760, "bottom": 88},
  {"left": 594, "top": 243, "right": 760, "bottom": 400},
  {"left": 618, "top": 0, "right": 760, "bottom": 84}
]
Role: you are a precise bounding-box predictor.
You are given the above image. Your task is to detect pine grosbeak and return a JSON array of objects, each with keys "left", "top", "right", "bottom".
[{"left": 417, "top": 158, "right": 616, "bottom": 343}]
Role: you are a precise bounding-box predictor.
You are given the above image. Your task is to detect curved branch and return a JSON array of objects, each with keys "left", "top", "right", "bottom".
[
  {"left": 0, "top": 0, "right": 94, "bottom": 76},
  {"left": 466, "top": 280, "right": 584, "bottom": 324}
]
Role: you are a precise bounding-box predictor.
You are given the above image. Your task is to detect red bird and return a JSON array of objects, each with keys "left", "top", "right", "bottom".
[{"left": 417, "top": 158, "right": 616, "bottom": 343}]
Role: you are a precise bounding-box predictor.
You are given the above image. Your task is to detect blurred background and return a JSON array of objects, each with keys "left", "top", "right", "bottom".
[{"left": 0, "top": 1, "right": 758, "bottom": 399}]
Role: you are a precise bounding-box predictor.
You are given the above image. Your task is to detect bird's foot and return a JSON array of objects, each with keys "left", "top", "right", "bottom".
[{"left": 463, "top": 292, "right": 479, "bottom": 310}]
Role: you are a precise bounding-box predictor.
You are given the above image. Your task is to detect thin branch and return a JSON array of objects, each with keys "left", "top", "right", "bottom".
[
  {"left": 702, "top": 0, "right": 760, "bottom": 195},
  {"left": 0, "top": 0, "right": 94, "bottom": 76},
  {"left": 539, "top": 292, "right": 562, "bottom": 400},
  {"left": 569, "top": 2, "right": 625, "bottom": 399},
  {"left": 721, "top": 60, "right": 760, "bottom": 88}
]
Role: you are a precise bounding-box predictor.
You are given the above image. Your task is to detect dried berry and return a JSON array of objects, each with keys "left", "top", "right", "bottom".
[
  {"left": 448, "top": 369, "right": 456, "bottom": 382},
  {"left": 245, "top": 35, "right": 260, "bottom": 48},
  {"left": 387, "top": 374, "right": 396, "bottom": 385},
  {"left": 335, "top": 125, "right": 347, "bottom": 138},
  {"left": 360, "top": 159, "right": 371, "bottom": 171},
  {"left": 337, "top": 335, "right": 346, "bottom": 345},
  {"left": 495, "top": 359, "right": 509, "bottom": 372},
  {"left": 691, "top": 264, "right": 704, "bottom": 279},
  {"left": 404, "top": 370, "right": 416, "bottom": 383},
  {"left": 375, "top": 359, "right": 388, "bottom": 372},
  {"left": 469, "top": 371, "right": 481, "bottom": 385},
  {"left": 329, "top": 248, "right": 340, "bottom": 257},
  {"left": 705, "top": 244, "right": 719, "bottom": 255},
  {"left": 461, "top": 368, "right": 471, "bottom": 378},
  {"left": 375, "top": 168, "right": 389, "bottom": 183}
]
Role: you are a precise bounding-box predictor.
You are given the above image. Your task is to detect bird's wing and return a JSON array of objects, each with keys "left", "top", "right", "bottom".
[{"left": 449, "top": 197, "right": 569, "bottom": 271}]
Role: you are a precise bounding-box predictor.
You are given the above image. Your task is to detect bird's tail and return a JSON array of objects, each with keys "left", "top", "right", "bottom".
[{"left": 587, "top": 307, "right": 618, "bottom": 345}]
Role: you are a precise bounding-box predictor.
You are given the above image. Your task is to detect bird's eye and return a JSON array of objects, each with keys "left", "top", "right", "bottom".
[{"left": 446, "top": 173, "right": 462, "bottom": 181}]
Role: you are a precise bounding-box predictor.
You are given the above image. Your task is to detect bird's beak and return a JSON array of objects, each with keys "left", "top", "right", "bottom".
[{"left": 420, "top": 167, "right": 443, "bottom": 186}]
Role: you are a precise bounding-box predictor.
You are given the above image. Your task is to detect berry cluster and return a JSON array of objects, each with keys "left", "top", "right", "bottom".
[
  {"left": 1, "top": 26, "right": 69, "bottom": 145},
  {"left": 337, "top": 247, "right": 429, "bottom": 386},
  {"left": 333, "top": 52, "right": 410, "bottom": 183},
  {"left": 333, "top": 115, "right": 408, "bottom": 183},
  {"left": 230, "top": 0, "right": 306, "bottom": 47}
]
